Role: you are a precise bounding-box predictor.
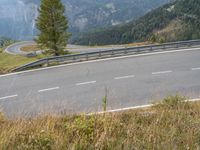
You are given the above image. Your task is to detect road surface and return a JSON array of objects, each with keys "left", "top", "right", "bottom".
[
  {"left": 1, "top": 47, "right": 200, "bottom": 117},
  {"left": 5, "top": 41, "right": 126, "bottom": 55},
  {"left": 5, "top": 41, "right": 34, "bottom": 55}
]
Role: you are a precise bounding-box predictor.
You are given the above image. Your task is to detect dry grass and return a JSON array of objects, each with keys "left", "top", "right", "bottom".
[
  {"left": 153, "top": 19, "right": 186, "bottom": 42},
  {"left": 124, "top": 41, "right": 152, "bottom": 47},
  {"left": 1, "top": 95, "right": 200, "bottom": 149},
  {"left": 20, "top": 45, "right": 41, "bottom": 52},
  {"left": 90, "top": 41, "right": 151, "bottom": 48}
]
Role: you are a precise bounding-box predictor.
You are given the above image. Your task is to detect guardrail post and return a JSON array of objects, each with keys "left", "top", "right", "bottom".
[
  {"left": 46, "top": 58, "right": 49, "bottom": 66},
  {"left": 163, "top": 45, "right": 165, "bottom": 49},
  {"left": 99, "top": 51, "right": 102, "bottom": 58},
  {"left": 112, "top": 51, "right": 114, "bottom": 55},
  {"left": 86, "top": 54, "right": 88, "bottom": 60},
  {"left": 124, "top": 50, "right": 127, "bottom": 54},
  {"left": 73, "top": 56, "right": 76, "bottom": 61}
]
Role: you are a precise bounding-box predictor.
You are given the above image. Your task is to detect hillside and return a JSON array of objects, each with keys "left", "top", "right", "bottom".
[
  {"left": 71, "top": 0, "right": 200, "bottom": 45},
  {"left": 0, "top": 0, "right": 170, "bottom": 40},
  {"left": 1, "top": 96, "right": 200, "bottom": 149}
]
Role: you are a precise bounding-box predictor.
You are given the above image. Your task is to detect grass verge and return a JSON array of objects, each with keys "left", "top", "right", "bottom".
[
  {"left": 0, "top": 52, "right": 39, "bottom": 74},
  {"left": 0, "top": 95, "right": 200, "bottom": 149},
  {"left": 20, "top": 45, "right": 41, "bottom": 52}
]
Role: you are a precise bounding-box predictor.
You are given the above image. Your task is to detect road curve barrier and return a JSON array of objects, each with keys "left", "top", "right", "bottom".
[{"left": 12, "top": 39, "right": 200, "bottom": 72}]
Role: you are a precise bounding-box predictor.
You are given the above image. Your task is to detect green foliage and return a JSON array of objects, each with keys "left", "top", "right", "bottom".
[
  {"left": 7, "top": 131, "right": 53, "bottom": 150},
  {"left": 155, "top": 95, "right": 187, "bottom": 109},
  {"left": 72, "top": 0, "right": 200, "bottom": 45},
  {"left": 102, "top": 88, "right": 108, "bottom": 112},
  {"left": 0, "top": 37, "right": 15, "bottom": 48},
  {"left": 35, "top": 0, "right": 70, "bottom": 56}
]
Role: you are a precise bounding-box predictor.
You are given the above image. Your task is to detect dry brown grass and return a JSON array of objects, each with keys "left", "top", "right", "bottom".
[
  {"left": 153, "top": 19, "right": 187, "bottom": 42},
  {"left": 20, "top": 45, "right": 41, "bottom": 52},
  {"left": 0, "top": 95, "right": 200, "bottom": 149},
  {"left": 124, "top": 41, "right": 152, "bottom": 47}
]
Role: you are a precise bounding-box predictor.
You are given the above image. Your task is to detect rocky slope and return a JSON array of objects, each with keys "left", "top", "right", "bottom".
[
  {"left": 71, "top": 0, "right": 200, "bottom": 45},
  {"left": 0, "top": 0, "right": 170, "bottom": 40}
]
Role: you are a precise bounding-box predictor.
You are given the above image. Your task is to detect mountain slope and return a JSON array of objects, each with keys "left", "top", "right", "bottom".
[
  {"left": 0, "top": 0, "right": 170, "bottom": 40},
  {"left": 71, "top": 0, "right": 200, "bottom": 45}
]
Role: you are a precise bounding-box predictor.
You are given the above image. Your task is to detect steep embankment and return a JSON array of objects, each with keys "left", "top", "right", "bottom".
[{"left": 71, "top": 0, "right": 200, "bottom": 45}]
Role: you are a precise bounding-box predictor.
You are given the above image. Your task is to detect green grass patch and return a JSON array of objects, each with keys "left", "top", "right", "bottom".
[
  {"left": 0, "top": 53, "right": 38, "bottom": 74},
  {"left": 0, "top": 95, "right": 200, "bottom": 149}
]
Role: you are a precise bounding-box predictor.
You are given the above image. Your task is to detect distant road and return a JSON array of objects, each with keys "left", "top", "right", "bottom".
[
  {"left": 5, "top": 41, "right": 35, "bottom": 55},
  {"left": 0, "top": 47, "right": 200, "bottom": 117},
  {"left": 5, "top": 41, "right": 126, "bottom": 55}
]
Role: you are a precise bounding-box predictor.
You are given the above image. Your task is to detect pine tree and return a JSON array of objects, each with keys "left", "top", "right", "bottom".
[{"left": 35, "top": 0, "right": 70, "bottom": 56}]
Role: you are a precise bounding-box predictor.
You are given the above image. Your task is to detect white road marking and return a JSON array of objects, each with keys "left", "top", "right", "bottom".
[
  {"left": 152, "top": 70, "right": 172, "bottom": 75},
  {"left": 0, "top": 94, "right": 18, "bottom": 100},
  {"left": 1, "top": 47, "right": 200, "bottom": 78},
  {"left": 192, "top": 67, "right": 200, "bottom": 71},
  {"left": 114, "top": 75, "right": 135, "bottom": 80},
  {"left": 38, "top": 87, "right": 60, "bottom": 93},
  {"left": 88, "top": 98, "right": 200, "bottom": 115},
  {"left": 76, "top": 81, "right": 96, "bottom": 86}
]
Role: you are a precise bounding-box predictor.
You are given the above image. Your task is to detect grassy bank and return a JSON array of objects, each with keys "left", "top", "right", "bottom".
[
  {"left": 0, "top": 52, "right": 38, "bottom": 74},
  {"left": 20, "top": 45, "right": 41, "bottom": 52},
  {"left": 1, "top": 96, "right": 200, "bottom": 149}
]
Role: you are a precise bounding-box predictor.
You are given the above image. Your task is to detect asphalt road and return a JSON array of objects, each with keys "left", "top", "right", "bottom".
[
  {"left": 1, "top": 47, "right": 200, "bottom": 117},
  {"left": 5, "top": 41, "right": 34, "bottom": 55},
  {"left": 5, "top": 41, "right": 127, "bottom": 55}
]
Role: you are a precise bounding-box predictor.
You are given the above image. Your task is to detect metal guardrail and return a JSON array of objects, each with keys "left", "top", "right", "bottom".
[{"left": 13, "top": 39, "right": 200, "bottom": 72}]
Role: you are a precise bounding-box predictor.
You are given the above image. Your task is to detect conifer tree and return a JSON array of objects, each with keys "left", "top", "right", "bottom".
[{"left": 35, "top": 0, "right": 70, "bottom": 56}]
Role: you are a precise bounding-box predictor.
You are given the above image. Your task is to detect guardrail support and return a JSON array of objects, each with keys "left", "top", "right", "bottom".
[
  {"left": 163, "top": 45, "right": 165, "bottom": 49},
  {"left": 99, "top": 51, "right": 102, "bottom": 58},
  {"left": 46, "top": 58, "right": 49, "bottom": 66},
  {"left": 86, "top": 54, "right": 89, "bottom": 60}
]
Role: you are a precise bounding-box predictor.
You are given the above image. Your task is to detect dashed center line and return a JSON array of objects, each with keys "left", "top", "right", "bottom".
[
  {"left": 152, "top": 70, "right": 172, "bottom": 75},
  {"left": 38, "top": 87, "right": 60, "bottom": 93},
  {"left": 114, "top": 75, "right": 135, "bottom": 80},
  {"left": 0, "top": 94, "right": 18, "bottom": 100},
  {"left": 192, "top": 67, "right": 200, "bottom": 71},
  {"left": 76, "top": 81, "right": 96, "bottom": 86}
]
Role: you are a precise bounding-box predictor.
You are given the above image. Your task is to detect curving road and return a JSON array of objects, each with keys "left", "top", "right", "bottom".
[
  {"left": 5, "top": 41, "right": 35, "bottom": 55},
  {"left": 5, "top": 41, "right": 129, "bottom": 55},
  {"left": 1, "top": 47, "right": 200, "bottom": 117}
]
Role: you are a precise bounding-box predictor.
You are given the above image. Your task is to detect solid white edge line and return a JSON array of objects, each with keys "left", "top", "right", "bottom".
[
  {"left": 38, "top": 87, "right": 60, "bottom": 93},
  {"left": 4, "top": 41, "right": 33, "bottom": 55},
  {"left": 114, "top": 75, "right": 135, "bottom": 80},
  {"left": 1, "top": 47, "right": 200, "bottom": 78},
  {"left": 76, "top": 81, "right": 96, "bottom": 86},
  {"left": 0, "top": 94, "right": 18, "bottom": 100},
  {"left": 152, "top": 70, "right": 172, "bottom": 75},
  {"left": 192, "top": 67, "right": 200, "bottom": 71},
  {"left": 88, "top": 98, "right": 200, "bottom": 115}
]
